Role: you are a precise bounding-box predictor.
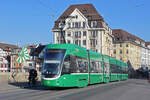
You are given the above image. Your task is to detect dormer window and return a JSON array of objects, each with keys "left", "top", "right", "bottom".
[{"left": 91, "top": 21, "right": 97, "bottom": 28}]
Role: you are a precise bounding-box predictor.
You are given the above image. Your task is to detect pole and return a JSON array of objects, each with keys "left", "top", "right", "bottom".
[{"left": 60, "top": 28, "right": 66, "bottom": 44}]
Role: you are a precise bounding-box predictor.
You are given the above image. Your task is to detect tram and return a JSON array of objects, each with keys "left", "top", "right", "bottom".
[{"left": 41, "top": 44, "right": 128, "bottom": 87}]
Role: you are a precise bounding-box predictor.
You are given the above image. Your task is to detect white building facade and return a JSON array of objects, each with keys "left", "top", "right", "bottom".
[
  {"left": 53, "top": 4, "right": 113, "bottom": 56},
  {"left": 141, "top": 42, "right": 150, "bottom": 70},
  {"left": 0, "top": 48, "right": 9, "bottom": 72}
]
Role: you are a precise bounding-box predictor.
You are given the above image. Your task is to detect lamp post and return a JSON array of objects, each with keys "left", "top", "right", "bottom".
[{"left": 59, "top": 21, "right": 66, "bottom": 44}]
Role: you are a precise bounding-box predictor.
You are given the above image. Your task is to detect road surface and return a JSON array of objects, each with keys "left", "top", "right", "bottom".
[{"left": 0, "top": 79, "right": 150, "bottom": 100}]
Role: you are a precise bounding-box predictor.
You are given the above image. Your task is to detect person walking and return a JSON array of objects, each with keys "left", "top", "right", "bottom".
[{"left": 28, "top": 68, "right": 37, "bottom": 87}]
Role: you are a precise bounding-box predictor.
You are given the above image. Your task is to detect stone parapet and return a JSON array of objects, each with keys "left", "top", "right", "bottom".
[{"left": 0, "top": 72, "right": 41, "bottom": 84}]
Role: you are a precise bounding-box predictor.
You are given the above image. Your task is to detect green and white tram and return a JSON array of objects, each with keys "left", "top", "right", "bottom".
[{"left": 41, "top": 44, "right": 128, "bottom": 87}]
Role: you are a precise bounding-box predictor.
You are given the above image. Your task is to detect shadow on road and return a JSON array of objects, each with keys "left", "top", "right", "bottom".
[{"left": 8, "top": 81, "right": 77, "bottom": 91}]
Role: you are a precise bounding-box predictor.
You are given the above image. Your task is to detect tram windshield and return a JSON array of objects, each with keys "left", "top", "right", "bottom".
[{"left": 43, "top": 49, "right": 66, "bottom": 78}]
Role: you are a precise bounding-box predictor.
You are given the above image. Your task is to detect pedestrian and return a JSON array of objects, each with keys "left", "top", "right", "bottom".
[{"left": 28, "top": 67, "right": 37, "bottom": 87}]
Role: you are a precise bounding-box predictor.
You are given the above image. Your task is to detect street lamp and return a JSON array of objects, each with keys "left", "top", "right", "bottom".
[{"left": 59, "top": 21, "right": 66, "bottom": 44}]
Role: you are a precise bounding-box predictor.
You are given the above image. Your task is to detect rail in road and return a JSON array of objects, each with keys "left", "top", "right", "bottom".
[{"left": 0, "top": 79, "right": 150, "bottom": 100}]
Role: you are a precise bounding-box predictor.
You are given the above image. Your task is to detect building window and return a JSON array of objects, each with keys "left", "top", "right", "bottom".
[
  {"left": 113, "top": 44, "right": 116, "bottom": 47},
  {"left": 120, "top": 57, "right": 122, "bottom": 60},
  {"left": 75, "top": 32, "right": 78, "bottom": 38},
  {"left": 113, "top": 49, "right": 116, "bottom": 54},
  {"left": 75, "top": 40, "right": 81, "bottom": 46},
  {"left": 91, "top": 21, "right": 97, "bottom": 28},
  {"left": 83, "top": 40, "right": 86, "bottom": 45},
  {"left": 72, "top": 22, "right": 75, "bottom": 28},
  {"left": 75, "top": 22, "right": 78, "bottom": 28},
  {"left": 14, "top": 63, "right": 16, "bottom": 67},
  {"left": 79, "top": 31, "right": 81, "bottom": 38},
  {"left": 79, "top": 40, "right": 81, "bottom": 46},
  {"left": 68, "top": 22, "right": 71, "bottom": 28},
  {"left": 83, "top": 31, "right": 86, "bottom": 36},
  {"left": 68, "top": 40, "right": 71, "bottom": 44},
  {"left": 75, "top": 40, "right": 78, "bottom": 45},
  {"left": 83, "top": 22, "right": 86, "bottom": 28},
  {"left": 67, "top": 32, "right": 71, "bottom": 37},
  {"left": 96, "top": 40, "right": 97, "bottom": 45},
  {"left": 126, "top": 49, "right": 128, "bottom": 54},
  {"left": 75, "top": 31, "right": 81, "bottom": 38},
  {"left": 120, "top": 50, "right": 122, "bottom": 54},
  {"left": 91, "top": 31, "right": 98, "bottom": 38},
  {"left": 29, "top": 63, "right": 32, "bottom": 66},
  {"left": 78, "top": 22, "right": 81, "bottom": 28},
  {"left": 120, "top": 44, "right": 122, "bottom": 47},
  {"left": 90, "top": 40, "right": 97, "bottom": 47},
  {"left": 106, "top": 37, "right": 108, "bottom": 42}
]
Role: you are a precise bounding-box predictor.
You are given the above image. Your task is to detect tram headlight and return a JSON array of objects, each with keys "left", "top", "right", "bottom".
[
  {"left": 56, "top": 80, "right": 59, "bottom": 85},
  {"left": 63, "top": 77, "right": 66, "bottom": 79}
]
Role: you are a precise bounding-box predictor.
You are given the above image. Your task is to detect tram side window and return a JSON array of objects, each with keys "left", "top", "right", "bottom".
[
  {"left": 104, "top": 63, "right": 110, "bottom": 74},
  {"left": 117, "top": 66, "right": 121, "bottom": 74},
  {"left": 120, "top": 66, "right": 123, "bottom": 74},
  {"left": 122, "top": 67, "right": 126, "bottom": 74},
  {"left": 77, "top": 59, "right": 88, "bottom": 73},
  {"left": 62, "top": 55, "right": 71, "bottom": 74},
  {"left": 91, "top": 61, "right": 99, "bottom": 73},
  {"left": 110, "top": 64, "right": 117, "bottom": 73},
  {"left": 97, "top": 61, "right": 102, "bottom": 73},
  {"left": 95, "top": 61, "right": 102, "bottom": 73},
  {"left": 125, "top": 67, "right": 128, "bottom": 74},
  {"left": 62, "top": 55, "right": 88, "bottom": 74}
]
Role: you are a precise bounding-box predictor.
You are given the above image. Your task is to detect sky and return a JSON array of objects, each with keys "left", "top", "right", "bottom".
[{"left": 0, "top": 0, "right": 150, "bottom": 47}]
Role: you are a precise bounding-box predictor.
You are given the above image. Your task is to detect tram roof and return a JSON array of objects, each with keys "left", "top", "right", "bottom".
[{"left": 46, "top": 44, "right": 88, "bottom": 58}]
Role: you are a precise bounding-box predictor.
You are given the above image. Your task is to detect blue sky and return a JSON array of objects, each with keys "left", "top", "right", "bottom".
[{"left": 0, "top": 0, "right": 150, "bottom": 46}]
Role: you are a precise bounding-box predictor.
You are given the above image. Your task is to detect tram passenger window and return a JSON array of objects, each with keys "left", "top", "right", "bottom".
[
  {"left": 111, "top": 64, "right": 117, "bottom": 73},
  {"left": 126, "top": 67, "right": 128, "bottom": 74},
  {"left": 122, "top": 67, "right": 125, "bottom": 74},
  {"left": 99, "top": 61, "right": 102, "bottom": 73},
  {"left": 62, "top": 62, "right": 70, "bottom": 73},
  {"left": 95, "top": 62, "right": 99, "bottom": 73},
  {"left": 62, "top": 55, "right": 88, "bottom": 74},
  {"left": 77, "top": 59, "right": 88, "bottom": 73},
  {"left": 117, "top": 66, "right": 121, "bottom": 74},
  {"left": 120, "top": 67, "right": 122, "bottom": 74},
  {"left": 123, "top": 67, "right": 128, "bottom": 74},
  {"left": 62, "top": 55, "right": 71, "bottom": 74},
  {"left": 104, "top": 63, "right": 109, "bottom": 73},
  {"left": 91, "top": 61, "right": 99, "bottom": 73},
  {"left": 91, "top": 61, "right": 96, "bottom": 73}
]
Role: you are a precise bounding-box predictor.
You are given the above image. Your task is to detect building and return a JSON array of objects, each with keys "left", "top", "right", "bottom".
[
  {"left": 52, "top": 4, "right": 113, "bottom": 56},
  {"left": 25, "top": 44, "right": 45, "bottom": 72},
  {"left": 141, "top": 42, "right": 149, "bottom": 69},
  {"left": 10, "top": 48, "right": 22, "bottom": 72},
  {"left": 0, "top": 42, "right": 19, "bottom": 72},
  {"left": 145, "top": 42, "right": 150, "bottom": 69},
  {"left": 112, "top": 29, "right": 144, "bottom": 70}
]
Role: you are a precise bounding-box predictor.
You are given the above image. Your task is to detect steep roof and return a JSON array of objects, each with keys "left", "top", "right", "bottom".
[
  {"left": 112, "top": 29, "right": 144, "bottom": 43},
  {"left": 27, "top": 45, "right": 38, "bottom": 49},
  {"left": 53, "top": 4, "right": 105, "bottom": 30},
  {"left": 145, "top": 42, "right": 150, "bottom": 46},
  {"left": 0, "top": 42, "right": 19, "bottom": 51}
]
